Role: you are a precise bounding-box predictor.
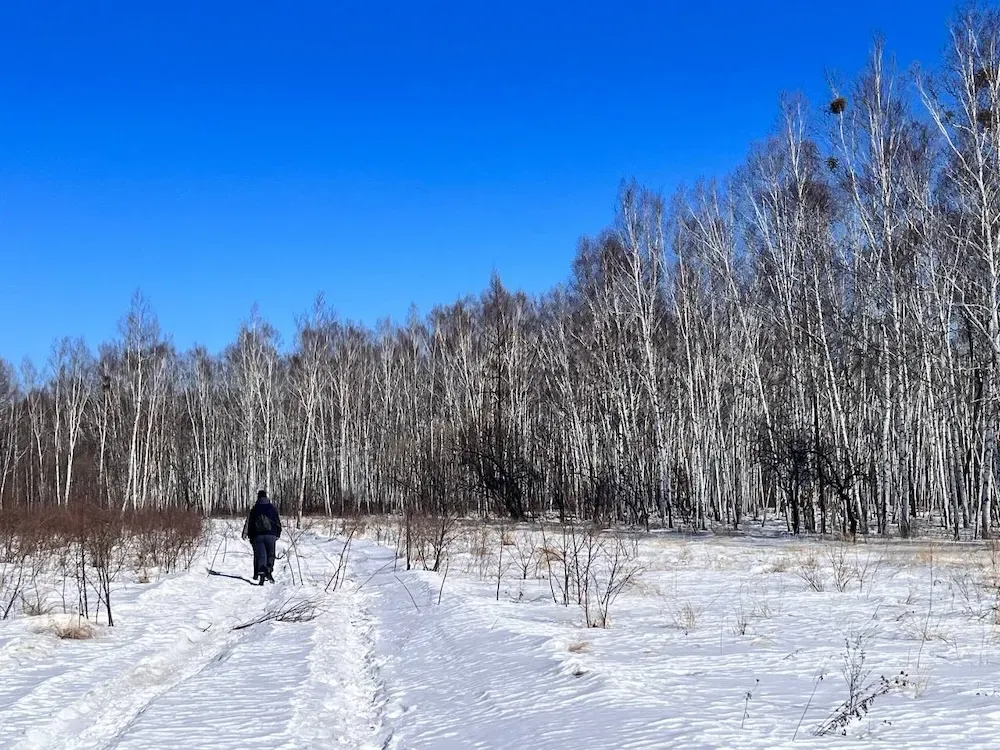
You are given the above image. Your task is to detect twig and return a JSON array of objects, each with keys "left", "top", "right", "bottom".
[
  {"left": 916, "top": 547, "right": 935, "bottom": 674},
  {"left": 496, "top": 528, "right": 504, "bottom": 602},
  {"left": 793, "top": 672, "right": 824, "bottom": 741},
  {"left": 232, "top": 596, "right": 319, "bottom": 631},
  {"left": 209, "top": 535, "right": 225, "bottom": 573},
  {"left": 325, "top": 526, "right": 357, "bottom": 593},
  {"left": 437, "top": 557, "right": 450, "bottom": 605},
  {"left": 284, "top": 528, "right": 307, "bottom": 586},
  {"left": 356, "top": 560, "right": 397, "bottom": 591},
  {"left": 393, "top": 574, "right": 421, "bottom": 612},
  {"left": 741, "top": 678, "right": 759, "bottom": 730}
]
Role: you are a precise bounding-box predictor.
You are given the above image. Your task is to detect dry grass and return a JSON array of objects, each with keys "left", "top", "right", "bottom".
[
  {"left": 709, "top": 554, "right": 737, "bottom": 571},
  {"left": 567, "top": 640, "right": 591, "bottom": 653},
  {"left": 764, "top": 556, "right": 792, "bottom": 574},
  {"left": 732, "top": 601, "right": 753, "bottom": 636},
  {"left": 747, "top": 580, "right": 778, "bottom": 619},
  {"left": 539, "top": 544, "right": 564, "bottom": 564},
  {"left": 897, "top": 611, "right": 951, "bottom": 644},
  {"left": 907, "top": 671, "right": 932, "bottom": 699},
  {"left": 827, "top": 544, "right": 857, "bottom": 592},
  {"left": 49, "top": 619, "right": 95, "bottom": 640},
  {"left": 630, "top": 579, "right": 667, "bottom": 597},
  {"left": 672, "top": 602, "right": 702, "bottom": 633},
  {"left": 796, "top": 555, "right": 826, "bottom": 592}
]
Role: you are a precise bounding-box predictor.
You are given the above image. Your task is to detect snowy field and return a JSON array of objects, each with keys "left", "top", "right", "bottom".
[{"left": 2, "top": 520, "right": 1000, "bottom": 748}]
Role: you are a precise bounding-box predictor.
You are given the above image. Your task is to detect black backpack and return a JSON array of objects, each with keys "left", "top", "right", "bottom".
[{"left": 253, "top": 512, "right": 273, "bottom": 536}]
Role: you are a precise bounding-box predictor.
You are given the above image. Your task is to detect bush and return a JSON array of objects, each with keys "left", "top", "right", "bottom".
[
  {"left": 126, "top": 508, "right": 206, "bottom": 574},
  {"left": 50, "top": 618, "right": 96, "bottom": 640},
  {"left": 0, "top": 504, "right": 205, "bottom": 626}
]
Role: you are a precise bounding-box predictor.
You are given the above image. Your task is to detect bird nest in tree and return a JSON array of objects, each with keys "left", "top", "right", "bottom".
[
  {"left": 829, "top": 97, "right": 847, "bottom": 115},
  {"left": 978, "top": 107, "right": 996, "bottom": 130},
  {"left": 975, "top": 67, "right": 994, "bottom": 90}
]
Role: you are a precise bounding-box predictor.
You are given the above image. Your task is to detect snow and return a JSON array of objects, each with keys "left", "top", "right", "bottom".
[
  {"left": 360, "top": 529, "right": 1000, "bottom": 748},
  {"left": 0, "top": 525, "right": 385, "bottom": 750},
  {"left": 3, "top": 521, "right": 1000, "bottom": 748}
]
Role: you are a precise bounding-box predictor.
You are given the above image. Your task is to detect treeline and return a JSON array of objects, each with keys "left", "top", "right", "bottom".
[{"left": 4, "top": 9, "right": 1000, "bottom": 538}]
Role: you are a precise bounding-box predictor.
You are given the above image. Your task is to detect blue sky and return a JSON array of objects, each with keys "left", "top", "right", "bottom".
[{"left": 0, "top": 0, "right": 956, "bottom": 366}]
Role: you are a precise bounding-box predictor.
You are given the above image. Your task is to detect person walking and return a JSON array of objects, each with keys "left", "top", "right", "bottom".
[{"left": 242, "top": 489, "right": 282, "bottom": 584}]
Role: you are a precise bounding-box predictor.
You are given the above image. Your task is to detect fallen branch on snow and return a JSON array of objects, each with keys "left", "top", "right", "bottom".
[{"left": 232, "top": 596, "right": 320, "bottom": 631}]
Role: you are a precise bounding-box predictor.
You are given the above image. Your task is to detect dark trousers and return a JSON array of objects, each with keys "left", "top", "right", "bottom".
[{"left": 252, "top": 534, "right": 277, "bottom": 577}]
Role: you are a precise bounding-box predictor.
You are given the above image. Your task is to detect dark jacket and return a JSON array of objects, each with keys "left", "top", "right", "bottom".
[{"left": 244, "top": 496, "right": 282, "bottom": 540}]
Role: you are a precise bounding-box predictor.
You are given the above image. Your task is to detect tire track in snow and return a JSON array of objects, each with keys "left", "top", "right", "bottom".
[
  {"left": 105, "top": 530, "right": 385, "bottom": 750},
  {"left": 0, "top": 571, "right": 195, "bottom": 714},
  {"left": 0, "top": 527, "right": 388, "bottom": 750},
  {"left": 275, "top": 529, "right": 389, "bottom": 749},
  {"left": 6, "top": 566, "right": 282, "bottom": 750},
  {"left": 279, "top": 584, "right": 387, "bottom": 749},
  {"left": 0, "top": 572, "right": 243, "bottom": 746},
  {"left": 351, "top": 540, "right": 643, "bottom": 750}
]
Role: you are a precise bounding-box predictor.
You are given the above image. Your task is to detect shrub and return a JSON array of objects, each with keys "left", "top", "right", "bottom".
[
  {"left": 0, "top": 504, "right": 205, "bottom": 627},
  {"left": 50, "top": 619, "right": 96, "bottom": 640}
]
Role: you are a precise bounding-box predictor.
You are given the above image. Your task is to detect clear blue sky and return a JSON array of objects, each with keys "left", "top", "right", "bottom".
[{"left": 0, "top": 0, "right": 956, "bottom": 366}]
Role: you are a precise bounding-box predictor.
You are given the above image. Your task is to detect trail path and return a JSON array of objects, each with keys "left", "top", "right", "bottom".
[
  {"left": 0, "top": 525, "right": 660, "bottom": 750},
  {"left": 0, "top": 527, "right": 386, "bottom": 750},
  {"left": 9, "top": 525, "right": 979, "bottom": 749}
]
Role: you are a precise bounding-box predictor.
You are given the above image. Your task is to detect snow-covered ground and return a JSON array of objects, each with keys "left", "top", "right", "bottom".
[
  {"left": 0, "top": 523, "right": 385, "bottom": 750},
  {"left": 3, "top": 520, "right": 1000, "bottom": 748}
]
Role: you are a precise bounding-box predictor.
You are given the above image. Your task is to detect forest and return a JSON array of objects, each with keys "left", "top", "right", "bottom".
[{"left": 4, "top": 8, "right": 1000, "bottom": 541}]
